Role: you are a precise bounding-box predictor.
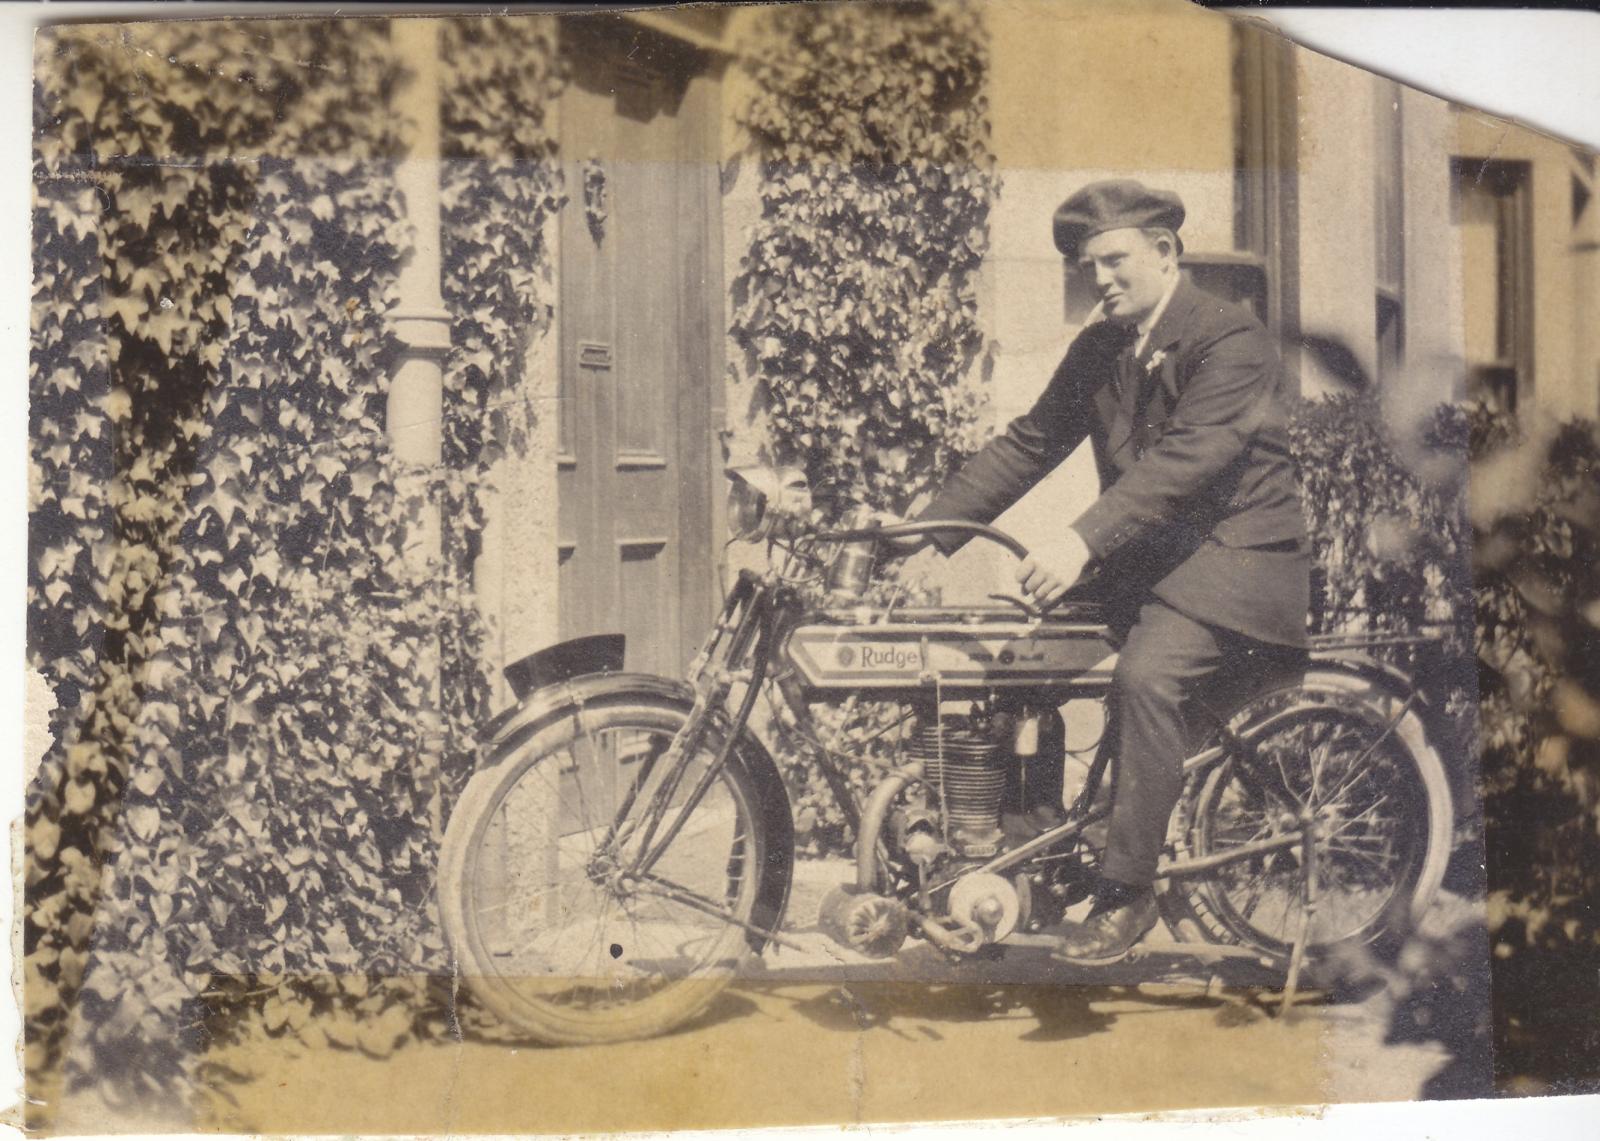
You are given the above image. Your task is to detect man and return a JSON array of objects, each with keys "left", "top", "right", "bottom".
[{"left": 898, "top": 180, "right": 1310, "bottom": 964}]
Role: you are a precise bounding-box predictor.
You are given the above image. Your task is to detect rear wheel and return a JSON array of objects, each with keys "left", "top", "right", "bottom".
[
  {"left": 439, "top": 695, "right": 769, "bottom": 1045},
  {"left": 1158, "top": 671, "right": 1454, "bottom": 973}
]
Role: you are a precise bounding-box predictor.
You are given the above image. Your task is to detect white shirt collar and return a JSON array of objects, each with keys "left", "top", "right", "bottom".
[{"left": 1132, "top": 272, "right": 1181, "bottom": 358}]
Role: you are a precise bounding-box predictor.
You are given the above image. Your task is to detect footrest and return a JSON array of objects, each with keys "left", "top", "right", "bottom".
[
  {"left": 1004, "top": 932, "right": 1276, "bottom": 968},
  {"left": 1131, "top": 939, "right": 1277, "bottom": 966}
]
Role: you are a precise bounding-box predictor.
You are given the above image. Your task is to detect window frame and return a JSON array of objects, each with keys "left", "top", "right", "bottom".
[
  {"left": 1233, "top": 22, "right": 1301, "bottom": 363},
  {"left": 1452, "top": 156, "right": 1534, "bottom": 412}
]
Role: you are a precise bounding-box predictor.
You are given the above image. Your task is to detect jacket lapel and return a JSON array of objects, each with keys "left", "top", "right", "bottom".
[
  {"left": 1088, "top": 322, "right": 1133, "bottom": 433},
  {"left": 1132, "top": 275, "right": 1201, "bottom": 418}
]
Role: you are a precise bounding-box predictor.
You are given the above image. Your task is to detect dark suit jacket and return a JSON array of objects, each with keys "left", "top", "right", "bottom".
[{"left": 919, "top": 274, "right": 1309, "bottom": 648}]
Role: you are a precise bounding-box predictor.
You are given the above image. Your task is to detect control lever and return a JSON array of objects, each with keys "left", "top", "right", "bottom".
[{"left": 987, "top": 592, "right": 1042, "bottom": 621}]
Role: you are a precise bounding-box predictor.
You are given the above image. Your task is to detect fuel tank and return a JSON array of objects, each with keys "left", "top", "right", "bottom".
[{"left": 785, "top": 606, "right": 1119, "bottom": 698}]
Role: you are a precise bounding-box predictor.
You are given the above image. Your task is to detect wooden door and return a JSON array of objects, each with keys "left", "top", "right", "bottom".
[{"left": 555, "top": 22, "right": 721, "bottom": 678}]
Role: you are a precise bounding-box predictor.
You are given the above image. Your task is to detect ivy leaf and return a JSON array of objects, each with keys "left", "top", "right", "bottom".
[
  {"left": 127, "top": 805, "right": 160, "bottom": 842},
  {"left": 355, "top": 1004, "right": 412, "bottom": 1059},
  {"left": 104, "top": 293, "right": 144, "bottom": 333},
  {"left": 251, "top": 548, "right": 282, "bottom": 583},
  {"left": 63, "top": 780, "right": 96, "bottom": 816},
  {"left": 262, "top": 995, "right": 289, "bottom": 1034},
  {"left": 130, "top": 767, "right": 165, "bottom": 797},
  {"left": 30, "top": 817, "right": 62, "bottom": 862}
]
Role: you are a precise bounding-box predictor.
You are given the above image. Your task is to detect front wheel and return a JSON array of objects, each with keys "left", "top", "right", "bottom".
[
  {"left": 1158, "top": 670, "right": 1455, "bottom": 975},
  {"left": 439, "top": 693, "right": 774, "bottom": 1045}
]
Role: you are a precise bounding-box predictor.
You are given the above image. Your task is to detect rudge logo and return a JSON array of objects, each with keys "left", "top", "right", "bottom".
[
  {"left": 833, "top": 642, "right": 919, "bottom": 671},
  {"left": 858, "top": 643, "right": 920, "bottom": 670}
]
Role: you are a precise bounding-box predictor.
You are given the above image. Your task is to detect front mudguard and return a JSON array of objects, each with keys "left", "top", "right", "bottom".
[{"left": 476, "top": 667, "right": 796, "bottom": 954}]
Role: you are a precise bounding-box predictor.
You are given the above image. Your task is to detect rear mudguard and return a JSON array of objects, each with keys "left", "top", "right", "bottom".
[
  {"left": 476, "top": 668, "right": 795, "bottom": 954},
  {"left": 1308, "top": 649, "right": 1475, "bottom": 816}
]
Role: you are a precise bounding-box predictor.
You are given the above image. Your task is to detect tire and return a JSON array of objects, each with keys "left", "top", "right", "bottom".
[
  {"left": 439, "top": 692, "right": 772, "bottom": 1045},
  {"left": 1157, "top": 669, "right": 1455, "bottom": 974}
]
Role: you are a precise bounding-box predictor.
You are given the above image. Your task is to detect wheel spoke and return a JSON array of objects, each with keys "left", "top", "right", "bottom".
[
  {"left": 1314, "top": 753, "right": 1377, "bottom": 814},
  {"left": 1175, "top": 688, "right": 1436, "bottom": 964},
  {"left": 1269, "top": 745, "right": 1303, "bottom": 809},
  {"left": 1321, "top": 839, "right": 1398, "bottom": 875},
  {"left": 1321, "top": 793, "right": 1395, "bottom": 839},
  {"left": 1237, "top": 868, "right": 1269, "bottom": 921},
  {"left": 447, "top": 708, "right": 762, "bottom": 1031}
]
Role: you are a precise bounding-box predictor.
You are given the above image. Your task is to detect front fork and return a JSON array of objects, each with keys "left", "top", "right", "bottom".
[{"left": 610, "top": 578, "right": 778, "bottom": 881}]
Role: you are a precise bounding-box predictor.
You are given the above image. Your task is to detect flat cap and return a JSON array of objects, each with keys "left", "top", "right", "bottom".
[{"left": 1053, "top": 179, "right": 1186, "bottom": 259}]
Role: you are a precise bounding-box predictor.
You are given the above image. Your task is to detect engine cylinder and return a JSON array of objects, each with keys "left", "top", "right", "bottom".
[{"left": 909, "top": 715, "right": 1005, "bottom": 854}]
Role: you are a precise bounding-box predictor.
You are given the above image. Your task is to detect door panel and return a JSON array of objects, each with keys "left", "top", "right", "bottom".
[{"left": 555, "top": 24, "right": 719, "bottom": 679}]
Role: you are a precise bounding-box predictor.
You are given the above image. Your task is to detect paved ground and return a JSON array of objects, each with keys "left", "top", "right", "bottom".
[{"left": 185, "top": 860, "right": 1476, "bottom": 1135}]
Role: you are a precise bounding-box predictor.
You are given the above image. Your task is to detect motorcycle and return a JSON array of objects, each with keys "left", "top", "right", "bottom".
[{"left": 438, "top": 465, "right": 1459, "bottom": 1045}]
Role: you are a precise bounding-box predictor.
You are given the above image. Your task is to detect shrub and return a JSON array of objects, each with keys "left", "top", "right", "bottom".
[
  {"left": 1470, "top": 415, "right": 1600, "bottom": 1090},
  {"left": 1290, "top": 392, "right": 1473, "bottom": 651}
]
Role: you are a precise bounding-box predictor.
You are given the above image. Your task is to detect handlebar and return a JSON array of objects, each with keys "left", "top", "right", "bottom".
[
  {"left": 813, "top": 519, "right": 1031, "bottom": 561},
  {"left": 813, "top": 519, "right": 1110, "bottom": 620}
]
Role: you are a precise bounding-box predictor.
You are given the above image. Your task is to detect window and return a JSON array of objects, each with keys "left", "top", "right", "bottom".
[
  {"left": 1232, "top": 23, "right": 1300, "bottom": 352},
  {"left": 1452, "top": 158, "right": 1532, "bottom": 412}
]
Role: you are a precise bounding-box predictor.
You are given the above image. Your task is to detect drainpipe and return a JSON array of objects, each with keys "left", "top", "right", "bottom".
[{"left": 389, "top": 16, "right": 450, "bottom": 835}]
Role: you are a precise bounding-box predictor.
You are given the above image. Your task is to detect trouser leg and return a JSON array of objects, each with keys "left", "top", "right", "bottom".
[
  {"left": 1188, "top": 640, "right": 1310, "bottom": 742},
  {"left": 1101, "top": 600, "right": 1309, "bottom": 886},
  {"left": 1102, "top": 601, "right": 1228, "bottom": 887}
]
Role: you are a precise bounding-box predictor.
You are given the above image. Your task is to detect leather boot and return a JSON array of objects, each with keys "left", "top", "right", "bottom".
[{"left": 1050, "top": 882, "right": 1159, "bottom": 966}]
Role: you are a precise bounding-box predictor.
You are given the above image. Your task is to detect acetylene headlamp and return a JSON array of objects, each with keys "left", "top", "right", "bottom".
[{"left": 724, "top": 465, "right": 811, "bottom": 541}]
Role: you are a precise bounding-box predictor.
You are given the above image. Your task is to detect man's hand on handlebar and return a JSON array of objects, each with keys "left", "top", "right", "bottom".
[{"left": 1016, "top": 529, "right": 1092, "bottom": 608}]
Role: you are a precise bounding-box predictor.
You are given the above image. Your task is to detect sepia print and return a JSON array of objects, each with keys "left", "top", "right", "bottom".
[{"left": 19, "top": 0, "right": 1600, "bottom": 1133}]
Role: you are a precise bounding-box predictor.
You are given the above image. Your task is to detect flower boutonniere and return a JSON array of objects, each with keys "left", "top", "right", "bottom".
[{"left": 1147, "top": 348, "right": 1180, "bottom": 404}]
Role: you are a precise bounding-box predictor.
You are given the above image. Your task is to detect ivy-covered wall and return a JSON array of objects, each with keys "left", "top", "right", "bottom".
[
  {"left": 726, "top": 0, "right": 999, "bottom": 516},
  {"left": 439, "top": 15, "right": 567, "bottom": 706},
  {"left": 27, "top": 15, "right": 565, "bottom": 1112}
]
